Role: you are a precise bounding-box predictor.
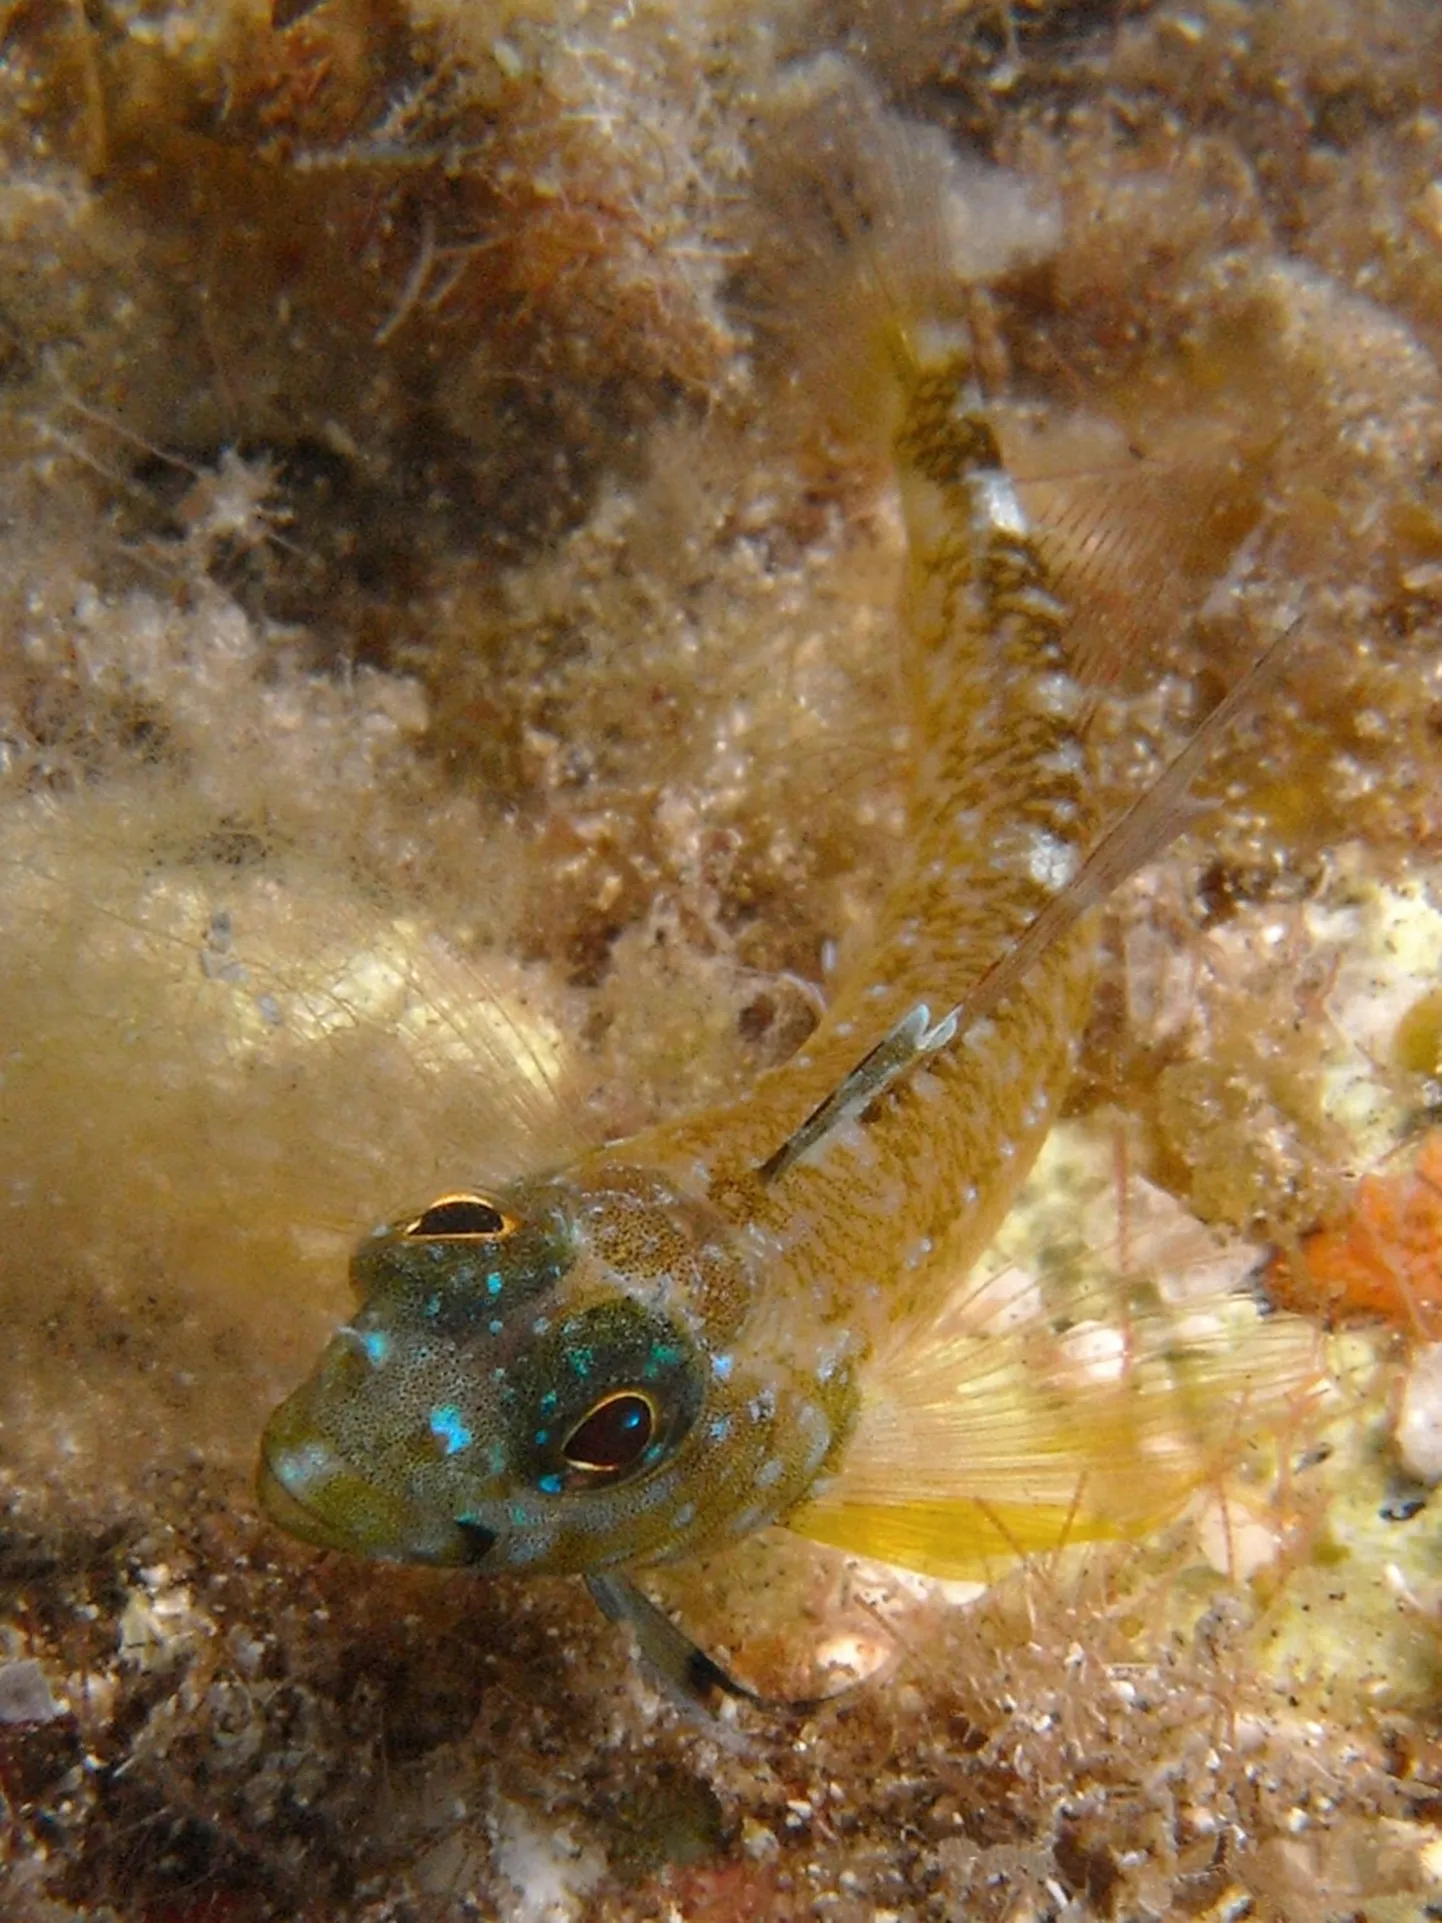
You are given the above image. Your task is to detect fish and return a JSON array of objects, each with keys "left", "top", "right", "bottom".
[{"left": 258, "top": 75, "right": 1318, "bottom": 1710}]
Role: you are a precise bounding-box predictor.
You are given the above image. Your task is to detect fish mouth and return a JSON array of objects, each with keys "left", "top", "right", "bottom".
[
  {"left": 257, "top": 1444, "right": 499, "bottom": 1566},
  {"left": 256, "top": 1455, "right": 362, "bottom": 1553}
]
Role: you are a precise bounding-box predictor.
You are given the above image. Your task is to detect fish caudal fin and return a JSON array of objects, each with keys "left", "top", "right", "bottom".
[
  {"left": 744, "top": 55, "right": 1060, "bottom": 454},
  {"left": 784, "top": 1278, "right": 1323, "bottom": 1581}
]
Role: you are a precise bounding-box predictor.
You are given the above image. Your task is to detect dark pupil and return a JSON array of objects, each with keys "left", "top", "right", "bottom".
[
  {"left": 562, "top": 1394, "right": 654, "bottom": 1473},
  {"left": 410, "top": 1196, "right": 505, "bottom": 1237}
]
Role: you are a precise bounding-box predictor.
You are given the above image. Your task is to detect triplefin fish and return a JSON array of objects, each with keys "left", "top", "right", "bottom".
[{"left": 259, "top": 78, "right": 1317, "bottom": 1710}]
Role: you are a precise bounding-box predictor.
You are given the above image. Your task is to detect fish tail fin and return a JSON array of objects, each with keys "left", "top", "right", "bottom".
[{"left": 745, "top": 55, "right": 1060, "bottom": 454}]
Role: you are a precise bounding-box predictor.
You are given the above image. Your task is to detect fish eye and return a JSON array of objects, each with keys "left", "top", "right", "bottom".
[
  {"left": 405, "top": 1193, "right": 515, "bottom": 1239},
  {"left": 561, "top": 1390, "right": 656, "bottom": 1477}
]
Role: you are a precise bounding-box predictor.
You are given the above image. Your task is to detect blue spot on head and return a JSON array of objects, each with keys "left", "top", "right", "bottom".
[
  {"left": 568, "top": 1346, "right": 595, "bottom": 1379},
  {"left": 537, "top": 1473, "right": 563, "bottom": 1496},
  {"left": 711, "top": 1352, "right": 734, "bottom": 1381},
  {"left": 424, "top": 1291, "right": 442, "bottom": 1319},
  {"left": 642, "top": 1341, "right": 685, "bottom": 1380},
  {"left": 539, "top": 1389, "right": 558, "bottom": 1415},
  {"left": 361, "top": 1329, "right": 391, "bottom": 1367},
  {"left": 429, "top": 1404, "right": 473, "bottom": 1457},
  {"left": 535, "top": 1428, "right": 550, "bottom": 1447},
  {"left": 487, "top": 1272, "right": 504, "bottom": 1298}
]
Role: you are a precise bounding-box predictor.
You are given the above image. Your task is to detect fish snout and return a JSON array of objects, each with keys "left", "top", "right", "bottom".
[{"left": 257, "top": 1411, "right": 491, "bottom": 1566}]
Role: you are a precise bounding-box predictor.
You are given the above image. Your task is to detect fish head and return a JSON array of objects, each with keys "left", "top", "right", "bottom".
[{"left": 258, "top": 1160, "right": 801, "bottom": 1574}]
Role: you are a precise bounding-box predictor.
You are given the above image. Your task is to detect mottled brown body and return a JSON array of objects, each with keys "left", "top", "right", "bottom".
[{"left": 632, "top": 369, "right": 1101, "bottom": 1332}]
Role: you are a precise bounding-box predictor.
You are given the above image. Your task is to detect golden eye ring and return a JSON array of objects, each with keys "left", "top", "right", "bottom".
[
  {"left": 403, "top": 1193, "right": 517, "bottom": 1240},
  {"left": 561, "top": 1389, "right": 658, "bottom": 1476}
]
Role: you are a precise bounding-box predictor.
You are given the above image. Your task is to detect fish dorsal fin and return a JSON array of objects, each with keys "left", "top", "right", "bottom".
[
  {"left": 758, "top": 1002, "right": 957, "bottom": 1184},
  {"left": 785, "top": 1269, "right": 1322, "bottom": 1580}
]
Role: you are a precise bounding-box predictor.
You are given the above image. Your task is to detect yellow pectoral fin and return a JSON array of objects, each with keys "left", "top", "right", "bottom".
[
  {"left": 785, "top": 1292, "right": 1323, "bottom": 1583},
  {"left": 786, "top": 1491, "right": 1145, "bottom": 1582}
]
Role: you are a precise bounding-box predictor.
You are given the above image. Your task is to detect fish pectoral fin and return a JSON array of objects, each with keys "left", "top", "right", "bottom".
[
  {"left": 786, "top": 1492, "right": 1118, "bottom": 1578},
  {"left": 784, "top": 1296, "right": 1323, "bottom": 1583},
  {"left": 584, "top": 1572, "right": 845, "bottom": 1723}
]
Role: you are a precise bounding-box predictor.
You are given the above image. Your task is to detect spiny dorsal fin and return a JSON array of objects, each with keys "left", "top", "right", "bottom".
[{"left": 758, "top": 1002, "right": 957, "bottom": 1184}]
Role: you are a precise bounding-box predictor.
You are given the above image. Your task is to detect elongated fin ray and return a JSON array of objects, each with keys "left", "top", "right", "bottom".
[
  {"left": 754, "top": 621, "right": 1299, "bottom": 1192},
  {"left": 939, "top": 619, "right": 1299, "bottom": 1042}
]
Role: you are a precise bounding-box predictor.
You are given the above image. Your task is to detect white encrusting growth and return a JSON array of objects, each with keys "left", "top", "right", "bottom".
[
  {"left": 1026, "top": 829, "right": 1081, "bottom": 892},
  {"left": 1040, "top": 740, "right": 1089, "bottom": 778},
  {"left": 800, "top": 1425, "right": 832, "bottom": 1480},
  {"left": 1008, "top": 585, "right": 1070, "bottom": 624},
  {"left": 1026, "top": 671, "right": 1087, "bottom": 720},
  {"left": 971, "top": 468, "right": 1029, "bottom": 537},
  {"left": 275, "top": 1441, "right": 336, "bottom": 1492}
]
